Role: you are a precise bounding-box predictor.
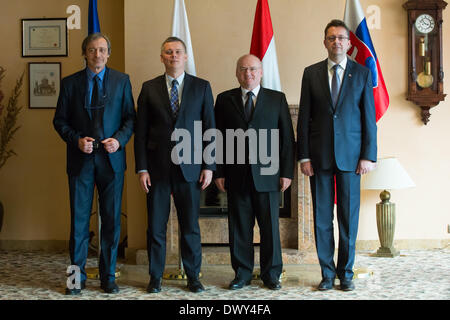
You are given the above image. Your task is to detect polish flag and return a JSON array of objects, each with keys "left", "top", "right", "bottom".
[
  {"left": 250, "top": 0, "right": 281, "bottom": 91},
  {"left": 172, "top": 0, "right": 196, "bottom": 76},
  {"left": 344, "top": 0, "right": 389, "bottom": 121}
]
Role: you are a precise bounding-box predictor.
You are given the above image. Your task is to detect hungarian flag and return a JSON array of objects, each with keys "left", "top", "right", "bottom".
[
  {"left": 88, "top": 0, "right": 101, "bottom": 34},
  {"left": 250, "top": 0, "right": 281, "bottom": 91},
  {"left": 172, "top": 0, "right": 196, "bottom": 76},
  {"left": 344, "top": 0, "right": 389, "bottom": 122}
]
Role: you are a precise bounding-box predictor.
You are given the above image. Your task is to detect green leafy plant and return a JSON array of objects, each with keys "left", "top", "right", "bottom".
[{"left": 0, "top": 67, "right": 24, "bottom": 170}]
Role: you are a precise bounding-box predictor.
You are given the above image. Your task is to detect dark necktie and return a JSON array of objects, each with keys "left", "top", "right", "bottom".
[
  {"left": 245, "top": 91, "right": 254, "bottom": 121},
  {"left": 91, "top": 75, "right": 103, "bottom": 140},
  {"left": 91, "top": 75, "right": 99, "bottom": 108},
  {"left": 170, "top": 79, "right": 179, "bottom": 117},
  {"left": 331, "top": 64, "right": 341, "bottom": 107}
]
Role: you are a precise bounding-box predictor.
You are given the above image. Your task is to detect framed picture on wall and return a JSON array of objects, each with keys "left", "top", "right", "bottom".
[
  {"left": 28, "top": 62, "right": 61, "bottom": 109},
  {"left": 22, "top": 18, "right": 68, "bottom": 57}
]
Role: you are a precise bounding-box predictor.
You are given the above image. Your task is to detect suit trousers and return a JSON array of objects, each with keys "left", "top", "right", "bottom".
[
  {"left": 227, "top": 168, "right": 282, "bottom": 282},
  {"left": 146, "top": 164, "right": 202, "bottom": 279},
  {"left": 68, "top": 149, "right": 124, "bottom": 284},
  {"left": 310, "top": 165, "right": 360, "bottom": 280}
]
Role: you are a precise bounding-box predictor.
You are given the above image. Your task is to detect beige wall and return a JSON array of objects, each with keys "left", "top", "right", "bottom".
[{"left": 1, "top": 0, "right": 449, "bottom": 250}]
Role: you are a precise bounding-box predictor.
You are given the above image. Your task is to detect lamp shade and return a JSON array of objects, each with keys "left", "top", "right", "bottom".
[{"left": 361, "top": 157, "right": 415, "bottom": 190}]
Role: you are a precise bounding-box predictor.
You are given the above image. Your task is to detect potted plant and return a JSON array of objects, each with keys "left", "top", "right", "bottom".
[{"left": 0, "top": 67, "right": 24, "bottom": 232}]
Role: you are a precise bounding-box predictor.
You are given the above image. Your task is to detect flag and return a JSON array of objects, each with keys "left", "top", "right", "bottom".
[
  {"left": 344, "top": 0, "right": 389, "bottom": 122},
  {"left": 250, "top": 0, "right": 281, "bottom": 91},
  {"left": 172, "top": 0, "right": 196, "bottom": 76},
  {"left": 88, "top": 0, "right": 101, "bottom": 34}
]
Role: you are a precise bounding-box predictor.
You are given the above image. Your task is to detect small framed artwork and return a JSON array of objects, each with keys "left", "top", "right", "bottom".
[
  {"left": 28, "top": 62, "right": 61, "bottom": 109},
  {"left": 22, "top": 18, "right": 68, "bottom": 57}
]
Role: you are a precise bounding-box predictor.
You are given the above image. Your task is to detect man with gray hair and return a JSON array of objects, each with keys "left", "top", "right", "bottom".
[
  {"left": 214, "top": 54, "right": 294, "bottom": 291},
  {"left": 54, "top": 32, "right": 136, "bottom": 295}
]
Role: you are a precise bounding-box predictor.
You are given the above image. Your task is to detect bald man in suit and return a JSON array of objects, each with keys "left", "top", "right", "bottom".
[{"left": 214, "top": 54, "right": 295, "bottom": 291}]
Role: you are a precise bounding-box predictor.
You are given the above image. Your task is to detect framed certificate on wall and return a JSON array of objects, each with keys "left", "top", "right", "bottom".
[{"left": 22, "top": 18, "right": 68, "bottom": 57}]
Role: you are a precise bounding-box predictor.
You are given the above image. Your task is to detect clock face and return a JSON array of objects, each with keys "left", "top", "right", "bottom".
[{"left": 415, "top": 14, "right": 435, "bottom": 34}]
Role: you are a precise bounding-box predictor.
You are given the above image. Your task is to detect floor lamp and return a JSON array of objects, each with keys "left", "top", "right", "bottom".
[{"left": 361, "top": 157, "right": 415, "bottom": 257}]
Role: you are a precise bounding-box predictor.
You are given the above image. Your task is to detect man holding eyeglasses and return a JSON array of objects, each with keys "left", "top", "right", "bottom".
[
  {"left": 297, "top": 20, "right": 377, "bottom": 291},
  {"left": 53, "top": 33, "right": 136, "bottom": 295},
  {"left": 214, "top": 54, "right": 294, "bottom": 291}
]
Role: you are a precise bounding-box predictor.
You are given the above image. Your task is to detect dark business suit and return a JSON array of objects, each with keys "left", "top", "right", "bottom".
[
  {"left": 214, "top": 87, "right": 295, "bottom": 282},
  {"left": 297, "top": 58, "right": 377, "bottom": 280},
  {"left": 53, "top": 67, "right": 135, "bottom": 284},
  {"left": 134, "top": 73, "right": 215, "bottom": 279}
]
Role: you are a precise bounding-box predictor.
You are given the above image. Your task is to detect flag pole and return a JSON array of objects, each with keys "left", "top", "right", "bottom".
[
  {"left": 84, "top": 0, "right": 121, "bottom": 281},
  {"left": 249, "top": 0, "right": 285, "bottom": 281},
  {"left": 344, "top": 0, "right": 390, "bottom": 278},
  {"left": 163, "top": 223, "right": 187, "bottom": 280},
  {"left": 163, "top": 0, "right": 201, "bottom": 280}
]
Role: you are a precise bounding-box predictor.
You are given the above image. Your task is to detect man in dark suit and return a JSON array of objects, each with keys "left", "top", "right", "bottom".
[
  {"left": 214, "top": 54, "right": 295, "bottom": 291},
  {"left": 53, "top": 33, "right": 136, "bottom": 295},
  {"left": 134, "top": 37, "right": 215, "bottom": 293},
  {"left": 297, "top": 20, "right": 377, "bottom": 291}
]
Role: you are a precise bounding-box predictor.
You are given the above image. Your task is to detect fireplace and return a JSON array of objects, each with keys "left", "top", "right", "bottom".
[{"left": 200, "top": 184, "right": 291, "bottom": 218}]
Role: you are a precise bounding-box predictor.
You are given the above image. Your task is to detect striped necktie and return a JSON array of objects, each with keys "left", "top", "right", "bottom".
[{"left": 170, "top": 79, "right": 179, "bottom": 117}]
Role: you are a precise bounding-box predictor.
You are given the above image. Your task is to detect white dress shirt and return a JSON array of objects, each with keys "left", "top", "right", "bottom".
[
  {"left": 165, "top": 72, "right": 185, "bottom": 105},
  {"left": 240, "top": 85, "right": 260, "bottom": 107},
  {"left": 327, "top": 56, "right": 347, "bottom": 91}
]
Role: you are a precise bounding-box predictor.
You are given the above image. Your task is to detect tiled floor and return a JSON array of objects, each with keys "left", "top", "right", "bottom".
[{"left": 0, "top": 248, "right": 449, "bottom": 300}]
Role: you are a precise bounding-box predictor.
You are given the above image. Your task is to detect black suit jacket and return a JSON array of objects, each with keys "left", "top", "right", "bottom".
[
  {"left": 297, "top": 59, "right": 377, "bottom": 171},
  {"left": 134, "top": 73, "right": 215, "bottom": 182},
  {"left": 53, "top": 67, "right": 136, "bottom": 175},
  {"left": 214, "top": 87, "right": 295, "bottom": 192}
]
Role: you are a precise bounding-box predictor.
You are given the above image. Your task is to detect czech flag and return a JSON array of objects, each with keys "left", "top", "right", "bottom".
[
  {"left": 88, "top": 0, "right": 101, "bottom": 34},
  {"left": 250, "top": 0, "right": 281, "bottom": 91},
  {"left": 344, "top": 0, "right": 389, "bottom": 122}
]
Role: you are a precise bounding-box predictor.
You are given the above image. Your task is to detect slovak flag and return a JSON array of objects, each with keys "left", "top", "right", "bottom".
[
  {"left": 250, "top": 0, "right": 281, "bottom": 91},
  {"left": 344, "top": 0, "right": 389, "bottom": 122}
]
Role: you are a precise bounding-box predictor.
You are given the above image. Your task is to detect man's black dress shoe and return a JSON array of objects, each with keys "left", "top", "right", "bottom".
[
  {"left": 187, "top": 278, "right": 205, "bottom": 293},
  {"left": 318, "top": 278, "right": 335, "bottom": 291},
  {"left": 263, "top": 279, "right": 281, "bottom": 291},
  {"left": 65, "top": 280, "right": 86, "bottom": 295},
  {"left": 229, "top": 278, "right": 252, "bottom": 290},
  {"left": 340, "top": 278, "right": 355, "bottom": 291},
  {"left": 100, "top": 281, "right": 119, "bottom": 294},
  {"left": 147, "top": 278, "right": 162, "bottom": 293}
]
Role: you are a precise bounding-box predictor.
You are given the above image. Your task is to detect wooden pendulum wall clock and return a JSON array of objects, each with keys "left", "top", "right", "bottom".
[{"left": 403, "top": 0, "right": 447, "bottom": 125}]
